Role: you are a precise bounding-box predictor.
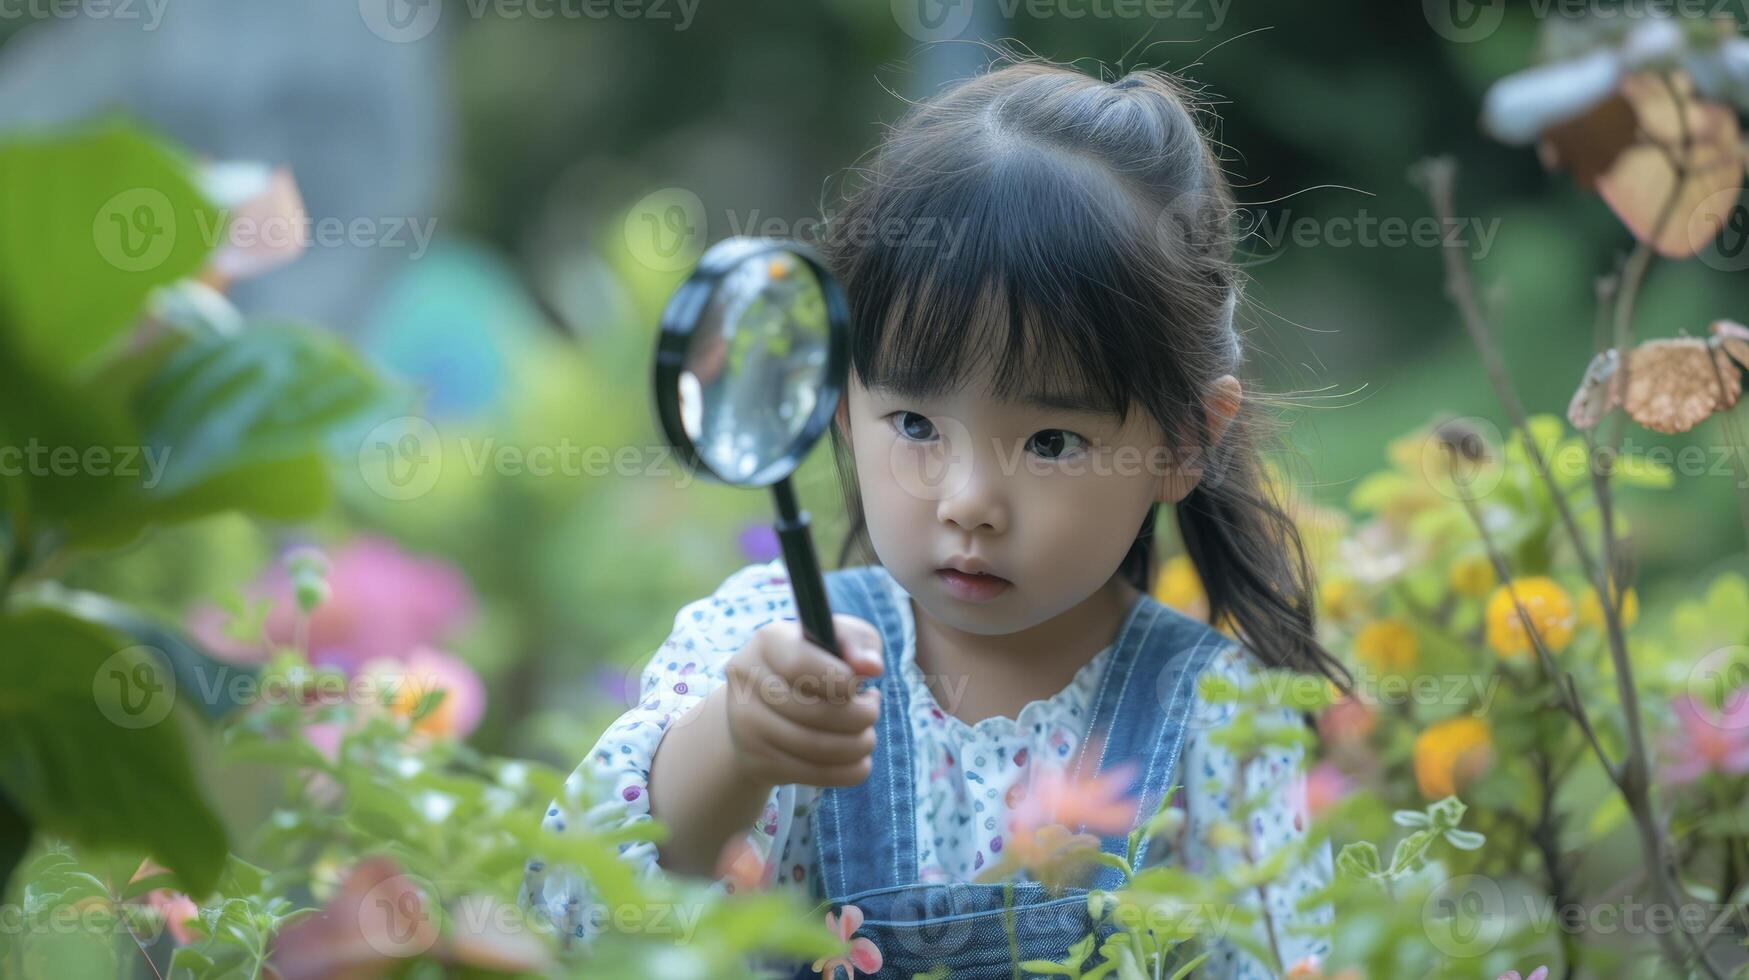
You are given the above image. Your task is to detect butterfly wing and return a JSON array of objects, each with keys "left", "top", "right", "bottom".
[{"left": 1622, "top": 337, "right": 1742, "bottom": 434}]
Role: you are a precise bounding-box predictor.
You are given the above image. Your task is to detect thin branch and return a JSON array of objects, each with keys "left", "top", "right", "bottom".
[{"left": 1409, "top": 156, "right": 1727, "bottom": 980}]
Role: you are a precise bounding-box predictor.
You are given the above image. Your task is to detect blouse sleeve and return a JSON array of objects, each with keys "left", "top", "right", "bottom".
[
  {"left": 519, "top": 559, "right": 817, "bottom": 950},
  {"left": 1145, "top": 644, "right": 1334, "bottom": 979}
]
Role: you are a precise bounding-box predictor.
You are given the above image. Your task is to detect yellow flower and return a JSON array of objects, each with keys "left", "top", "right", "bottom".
[
  {"left": 1448, "top": 555, "right": 1496, "bottom": 598},
  {"left": 1154, "top": 554, "right": 1208, "bottom": 620},
  {"left": 1413, "top": 716, "right": 1493, "bottom": 800},
  {"left": 1354, "top": 618, "right": 1418, "bottom": 673},
  {"left": 1577, "top": 583, "right": 1638, "bottom": 630},
  {"left": 1319, "top": 576, "right": 1364, "bottom": 623},
  {"left": 1484, "top": 577, "right": 1575, "bottom": 658}
]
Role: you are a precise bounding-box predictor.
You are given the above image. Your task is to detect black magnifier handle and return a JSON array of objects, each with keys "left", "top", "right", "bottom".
[{"left": 771, "top": 476, "right": 838, "bottom": 658}]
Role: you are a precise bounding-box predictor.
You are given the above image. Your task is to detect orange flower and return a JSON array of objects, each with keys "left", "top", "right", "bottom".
[
  {"left": 714, "top": 836, "right": 768, "bottom": 894},
  {"left": 1354, "top": 619, "right": 1418, "bottom": 673},
  {"left": 1413, "top": 716, "right": 1494, "bottom": 800},
  {"left": 1485, "top": 577, "right": 1575, "bottom": 658}
]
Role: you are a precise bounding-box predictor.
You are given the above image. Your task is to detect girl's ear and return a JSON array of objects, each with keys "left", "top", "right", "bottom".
[{"left": 1157, "top": 375, "right": 1243, "bottom": 504}]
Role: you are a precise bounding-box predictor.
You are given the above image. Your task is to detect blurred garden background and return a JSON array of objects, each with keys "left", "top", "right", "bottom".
[
  {"left": 3, "top": 0, "right": 1740, "bottom": 764},
  {"left": 2, "top": 1, "right": 1748, "bottom": 977}
]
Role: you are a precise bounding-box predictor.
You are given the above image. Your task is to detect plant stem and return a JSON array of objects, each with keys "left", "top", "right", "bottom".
[
  {"left": 1530, "top": 749, "right": 1581, "bottom": 980},
  {"left": 1410, "top": 156, "right": 1726, "bottom": 980},
  {"left": 1004, "top": 879, "right": 1020, "bottom": 980}
]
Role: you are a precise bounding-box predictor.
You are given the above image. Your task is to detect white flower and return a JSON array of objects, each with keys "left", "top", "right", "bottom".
[
  {"left": 1619, "top": 16, "right": 1685, "bottom": 70},
  {"left": 1685, "top": 36, "right": 1749, "bottom": 108},
  {"left": 1482, "top": 47, "right": 1624, "bottom": 145}
]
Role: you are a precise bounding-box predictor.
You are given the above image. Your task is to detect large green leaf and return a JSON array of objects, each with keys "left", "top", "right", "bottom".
[
  {"left": 0, "top": 607, "right": 227, "bottom": 897},
  {"left": 137, "top": 323, "right": 403, "bottom": 494},
  {"left": 62, "top": 452, "right": 332, "bottom": 550},
  {"left": 24, "top": 587, "right": 260, "bottom": 721},
  {"left": 0, "top": 121, "right": 217, "bottom": 375}
]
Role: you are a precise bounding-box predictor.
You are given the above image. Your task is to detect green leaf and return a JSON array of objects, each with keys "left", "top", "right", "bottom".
[
  {"left": 21, "top": 587, "right": 258, "bottom": 720},
  {"left": 0, "top": 607, "right": 228, "bottom": 897},
  {"left": 63, "top": 452, "right": 332, "bottom": 550},
  {"left": 1335, "top": 841, "right": 1382, "bottom": 882},
  {"left": 0, "top": 120, "right": 217, "bottom": 374},
  {"left": 1388, "top": 830, "right": 1435, "bottom": 877},
  {"left": 1167, "top": 951, "right": 1212, "bottom": 980},
  {"left": 0, "top": 788, "right": 28, "bottom": 903},
  {"left": 1611, "top": 451, "right": 1675, "bottom": 488},
  {"left": 137, "top": 322, "right": 403, "bottom": 493},
  {"left": 1443, "top": 828, "right": 1486, "bottom": 851}
]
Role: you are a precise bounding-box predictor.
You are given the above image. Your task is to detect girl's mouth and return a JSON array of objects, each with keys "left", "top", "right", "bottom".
[{"left": 935, "top": 568, "right": 1012, "bottom": 602}]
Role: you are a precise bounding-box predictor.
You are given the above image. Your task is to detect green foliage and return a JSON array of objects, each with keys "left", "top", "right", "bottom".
[
  {"left": 0, "top": 119, "right": 399, "bottom": 908},
  {"left": 0, "top": 607, "right": 227, "bottom": 897}
]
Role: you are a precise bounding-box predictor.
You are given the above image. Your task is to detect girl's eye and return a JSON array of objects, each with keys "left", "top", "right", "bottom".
[
  {"left": 1028, "top": 429, "right": 1088, "bottom": 461},
  {"left": 890, "top": 411, "right": 937, "bottom": 443}
]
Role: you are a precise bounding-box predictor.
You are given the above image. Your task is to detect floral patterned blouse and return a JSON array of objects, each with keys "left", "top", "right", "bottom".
[{"left": 524, "top": 560, "right": 1333, "bottom": 978}]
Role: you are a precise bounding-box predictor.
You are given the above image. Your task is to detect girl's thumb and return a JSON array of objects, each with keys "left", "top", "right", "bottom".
[{"left": 834, "top": 615, "right": 883, "bottom": 676}]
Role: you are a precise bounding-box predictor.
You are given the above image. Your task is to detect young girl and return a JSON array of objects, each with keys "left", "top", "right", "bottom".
[{"left": 524, "top": 59, "right": 1348, "bottom": 978}]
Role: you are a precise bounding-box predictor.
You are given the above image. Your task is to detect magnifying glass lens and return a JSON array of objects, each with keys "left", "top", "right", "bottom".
[{"left": 681, "top": 249, "right": 833, "bottom": 482}]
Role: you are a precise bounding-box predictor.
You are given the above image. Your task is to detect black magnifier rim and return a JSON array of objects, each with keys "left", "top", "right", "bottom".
[{"left": 652, "top": 237, "right": 850, "bottom": 487}]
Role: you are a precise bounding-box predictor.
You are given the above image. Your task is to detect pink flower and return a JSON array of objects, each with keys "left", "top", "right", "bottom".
[
  {"left": 812, "top": 904, "right": 882, "bottom": 979},
  {"left": 1306, "top": 761, "right": 1353, "bottom": 817},
  {"left": 127, "top": 859, "right": 199, "bottom": 946},
  {"left": 1497, "top": 968, "right": 1549, "bottom": 980},
  {"left": 1006, "top": 757, "right": 1140, "bottom": 839},
  {"left": 272, "top": 856, "right": 550, "bottom": 979},
  {"left": 190, "top": 536, "right": 476, "bottom": 673},
  {"left": 1660, "top": 693, "right": 1749, "bottom": 786}
]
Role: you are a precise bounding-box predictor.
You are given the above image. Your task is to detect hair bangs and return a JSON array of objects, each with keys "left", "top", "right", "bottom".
[{"left": 841, "top": 141, "right": 1166, "bottom": 426}]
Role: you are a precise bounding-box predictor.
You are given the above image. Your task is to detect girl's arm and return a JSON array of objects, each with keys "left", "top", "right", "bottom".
[{"left": 520, "top": 560, "right": 815, "bottom": 943}]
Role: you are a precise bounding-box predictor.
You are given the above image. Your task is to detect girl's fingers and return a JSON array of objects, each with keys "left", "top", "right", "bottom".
[
  {"left": 830, "top": 614, "right": 885, "bottom": 677},
  {"left": 760, "top": 623, "right": 862, "bottom": 703},
  {"left": 750, "top": 705, "right": 877, "bottom": 767},
  {"left": 805, "top": 758, "right": 876, "bottom": 788},
  {"left": 765, "top": 681, "right": 880, "bottom": 734}
]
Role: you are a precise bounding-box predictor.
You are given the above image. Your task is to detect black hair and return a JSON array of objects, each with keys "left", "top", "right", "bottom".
[{"left": 819, "top": 58, "right": 1347, "bottom": 685}]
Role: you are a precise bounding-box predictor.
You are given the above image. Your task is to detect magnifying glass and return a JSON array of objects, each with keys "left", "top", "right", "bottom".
[{"left": 651, "top": 237, "right": 850, "bottom": 658}]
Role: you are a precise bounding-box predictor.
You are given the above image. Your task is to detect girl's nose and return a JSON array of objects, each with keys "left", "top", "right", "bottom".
[{"left": 936, "top": 462, "right": 1008, "bottom": 535}]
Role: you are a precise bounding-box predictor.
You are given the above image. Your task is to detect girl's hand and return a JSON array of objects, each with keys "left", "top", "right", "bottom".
[{"left": 722, "top": 614, "right": 884, "bottom": 788}]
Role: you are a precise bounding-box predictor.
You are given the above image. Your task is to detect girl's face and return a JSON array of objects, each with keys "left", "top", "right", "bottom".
[{"left": 836, "top": 370, "right": 1215, "bottom": 636}]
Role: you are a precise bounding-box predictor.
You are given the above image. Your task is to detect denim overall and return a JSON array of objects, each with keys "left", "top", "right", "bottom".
[{"left": 785, "top": 564, "right": 1233, "bottom": 979}]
